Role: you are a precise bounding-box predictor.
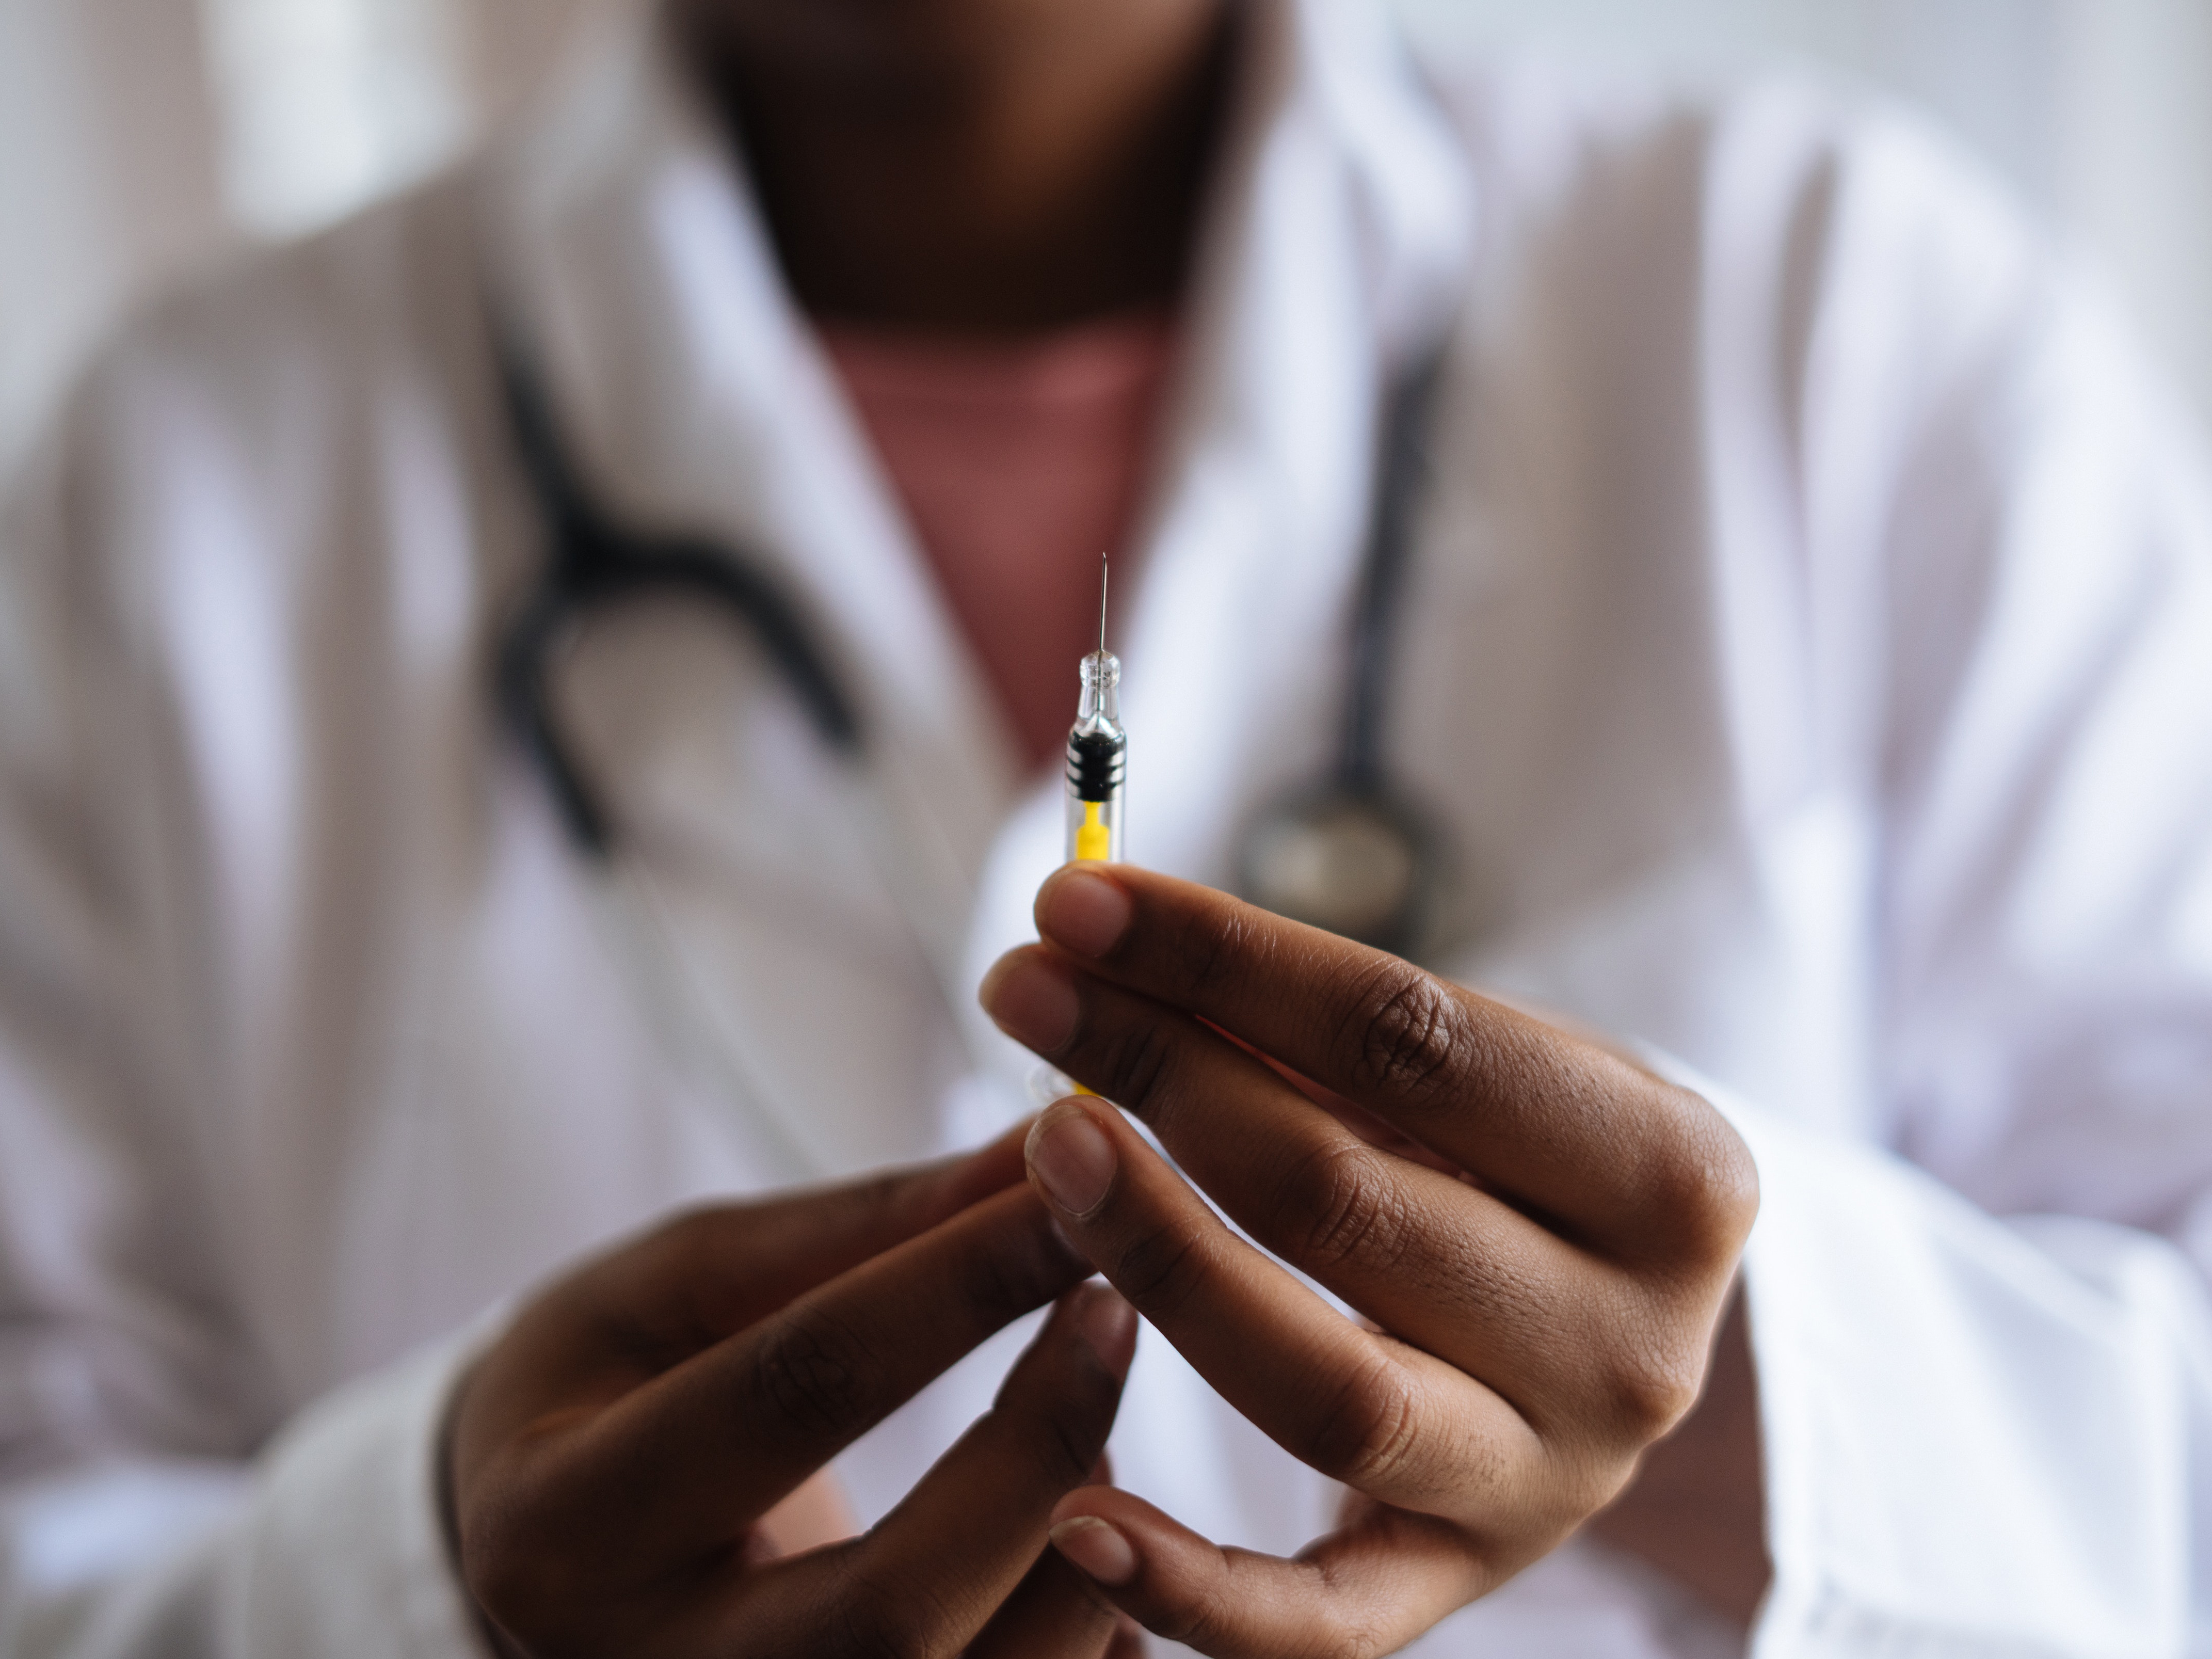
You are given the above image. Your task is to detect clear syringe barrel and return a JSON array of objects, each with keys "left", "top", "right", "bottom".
[{"left": 1064, "top": 649, "right": 1126, "bottom": 863}]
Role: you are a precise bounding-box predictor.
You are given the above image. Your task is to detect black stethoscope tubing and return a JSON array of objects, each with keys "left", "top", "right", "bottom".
[
  {"left": 1338, "top": 347, "right": 1444, "bottom": 794},
  {"left": 491, "top": 321, "right": 863, "bottom": 859}
]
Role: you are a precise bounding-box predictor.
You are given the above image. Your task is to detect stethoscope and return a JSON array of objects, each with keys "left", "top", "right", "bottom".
[
  {"left": 493, "top": 319, "right": 1450, "bottom": 960},
  {"left": 492, "top": 325, "right": 862, "bottom": 859}
]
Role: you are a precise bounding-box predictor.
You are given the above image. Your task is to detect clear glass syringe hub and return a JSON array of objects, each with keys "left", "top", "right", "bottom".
[{"left": 1064, "top": 647, "right": 1126, "bottom": 863}]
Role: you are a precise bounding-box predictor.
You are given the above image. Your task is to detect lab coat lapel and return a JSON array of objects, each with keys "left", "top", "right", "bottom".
[
  {"left": 957, "top": 0, "right": 1478, "bottom": 1108},
  {"left": 482, "top": 11, "right": 1018, "bottom": 1173}
]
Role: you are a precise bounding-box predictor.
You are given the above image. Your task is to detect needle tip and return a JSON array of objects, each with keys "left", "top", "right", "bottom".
[{"left": 1098, "top": 553, "right": 1110, "bottom": 656}]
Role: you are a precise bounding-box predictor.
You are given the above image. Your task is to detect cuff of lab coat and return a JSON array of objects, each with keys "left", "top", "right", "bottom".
[
  {"left": 1650, "top": 1061, "right": 2197, "bottom": 1656},
  {"left": 216, "top": 1324, "right": 496, "bottom": 1658}
]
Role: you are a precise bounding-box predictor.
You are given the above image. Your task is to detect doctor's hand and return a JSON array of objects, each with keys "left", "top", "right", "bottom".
[
  {"left": 980, "top": 867, "right": 1759, "bottom": 1657},
  {"left": 445, "top": 1129, "right": 1146, "bottom": 1658}
]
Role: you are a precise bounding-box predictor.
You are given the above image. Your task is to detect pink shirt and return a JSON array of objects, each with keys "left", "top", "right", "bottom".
[{"left": 819, "top": 314, "right": 1178, "bottom": 771}]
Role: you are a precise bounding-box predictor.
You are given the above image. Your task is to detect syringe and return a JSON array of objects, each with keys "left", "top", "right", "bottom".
[{"left": 1064, "top": 557, "right": 1126, "bottom": 864}]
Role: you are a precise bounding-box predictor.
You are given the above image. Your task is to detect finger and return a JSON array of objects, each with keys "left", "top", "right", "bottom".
[
  {"left": 592, "top": 1116, "right": 1041, "bottom": 1346},
  {"left": 1047, "top": 1488, "right": 1489, "bottom": 1659},
  {"left": 990, "top": 947, "right": 1631, "bottom": 1401},
  {"left": 476, "top": 1120, "right": 1042, "bottom": 1431},
  {"left": 1023, "top": 1097, "right": 1545, "bottom": 1519},
  {"left": 964, "top": 1549, "right": 1126, "bottom": 1659},
  {"left": 538, "top": 1183, "right": 1092, "bottom": 1562},
  {"left": 719, "top": 1285, "right": 1139, "bottom": 1659},
  {"left": 453, "top": 1122, "right": 1039, "bottom": 1539},
  {"left": 963, "top": 1450, "right": 1127, "bottom": 1657},
  {"left": 1018, "top": 866, "right": 1757, "bottom": 1264}
]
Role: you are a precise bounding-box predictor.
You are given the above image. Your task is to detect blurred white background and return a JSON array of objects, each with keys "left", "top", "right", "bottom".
[{"left": 2, "top": 0, "right": 2208, "bottom": 471}]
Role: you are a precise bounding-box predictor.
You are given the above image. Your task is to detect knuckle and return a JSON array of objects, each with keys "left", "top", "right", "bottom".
[
  {"left": 1035, "top": 1396, "right": 1108, "bottom": 1487},
  {"left": 1167, "top": 902, "right": 1264, "bottom": 1001},
  {"left": 1152, "top": 1575, "right": 1375, "bottom": 1659},
  {"left": 1299, "top": 1587, "right": 1393, "bottom": 1659},
  {"left": 1143, "top": 1552, "right": 1391, "bottom": 1659},
  {"left": 953, "top": 1219, "right": 1059, "bottom": 1325},
  {"left": 1093, "top": 1015, "right": 1178, "bottom": 1122},
  {"left": 1307, "top": 1354, "right": 1424, "bottom": 1489},
  {"left": 748, "top": 1303, "right": 878, "bottom": 1441},
  {"left": 1643, "top": 1094, "right": 1761, "bottom": 1269},
  {"left": 1541, "top": 1441, "right": 1631, "bottom": 1527},
  {"left": 1597, "top": 1325, "right": 1706, "bottom": 1444},
  {"left": 831, "top": 1562, "right": 957, "bottom": 1659},
  {"left": 1146, "top": 1572, "right": 1243, "bottom": 1655},
  {"left": 1285, "top": 1142, "right": 1414, "bottom": 1275},
  {"left": 999, "top": 1373, "right": 1114, "bottom": 1491},
  {"left": 1339, "top": 961, "right": 1469, "bottom": 1103},
  {"left": 1693, "top": 1114, "right": 1762, "bottom": 1247},
  {"left": 1108, "top": 1215, "right": 1214, "bottom": 1324}
]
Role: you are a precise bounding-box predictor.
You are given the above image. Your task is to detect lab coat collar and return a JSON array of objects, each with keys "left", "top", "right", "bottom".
[
  {"left": 477, "top": 0, "right": 1476, "bottom": 1142},
  {"left": 478, "top": 3, "right": 1012, "bottom": 930}
]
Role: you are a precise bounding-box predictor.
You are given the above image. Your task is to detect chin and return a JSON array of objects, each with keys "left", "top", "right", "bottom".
[{"left": 677, "top": 0, "right": 1185, "bottom": 82}]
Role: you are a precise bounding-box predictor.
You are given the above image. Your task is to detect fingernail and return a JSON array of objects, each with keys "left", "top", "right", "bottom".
[
  {"left": 1027, "top": 1106, "right": 1117, "bottom": 1217},
  {"left": 1050, "top": 1517, "right": 1139, "bottom": 1586},
  {"left": 1038, "top": 870, "right": 1132, "bottom": 959},
  {"left": 1075, "top": 1284, "right": 1138, "bottom": 1379},
  {"left": 980, "top": 952, "right": 1079, "bottom": 1051}
]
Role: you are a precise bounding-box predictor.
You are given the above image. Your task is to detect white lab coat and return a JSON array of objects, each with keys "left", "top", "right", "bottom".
[{"left": 3, "top": 0, "right": 2210, "bottom": 1652}]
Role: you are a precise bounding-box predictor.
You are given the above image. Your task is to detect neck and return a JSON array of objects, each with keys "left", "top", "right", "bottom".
[{"left": 672, "top": 0, "right": 1239, "bottom": 333}]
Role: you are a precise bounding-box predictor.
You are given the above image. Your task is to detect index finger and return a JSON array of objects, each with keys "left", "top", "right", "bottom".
[
  {"left": 539, "top": 1184, "right": 1092, "bottom": 1564},
  {"left": 463, "top": 1120, "right": 1039, "bottom": 1429},
  {"left": 586, "top": 1115, "right": 1040, "bottom": 1347},
  {"left": 1027, "top": 865, "right": 1754, "bottom": 1260}
]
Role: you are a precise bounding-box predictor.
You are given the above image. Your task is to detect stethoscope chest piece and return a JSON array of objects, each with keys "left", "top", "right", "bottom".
[
  {"left": 1233, "top": 338, "right": 1453, "bottom": 962},
  {"left": 1238, "top": 783, "right": 1436, "bottom": 959}
]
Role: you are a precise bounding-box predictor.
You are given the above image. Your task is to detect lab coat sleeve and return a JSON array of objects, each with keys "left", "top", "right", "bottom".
[
  {"left": 3, "top": 1336, "right": 487, "bottom": 1659},
  {"left": 1673, "top": 1067, "right": 2212, "bottom": 1657},
  {"left": 0, "top": 380, "right": 487, "bottom": 1657},
  {"left": 1708, "top": 93, "right": 2212, "bottom": 1655}
]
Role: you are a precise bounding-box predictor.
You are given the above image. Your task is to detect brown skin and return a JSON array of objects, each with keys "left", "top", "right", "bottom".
[
  {"left": 670, "top": 0, "right": 1238, "bottom": 330},
  {"left": 1216, "top": 1007, "right": 1772, "bottom": 1628},
  {"left": 1590, "top": 1285, "right": 1768, "bottom": 1624},
  {"left": 979, "top": 868, "right": 1760, "bottom": 1651},
  {"left": 447, "top": 1124, "right": 1146, "bottom": 1658},
  {"left": 448, "top": 0, "right": 1771, "bottom": 1647}
]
